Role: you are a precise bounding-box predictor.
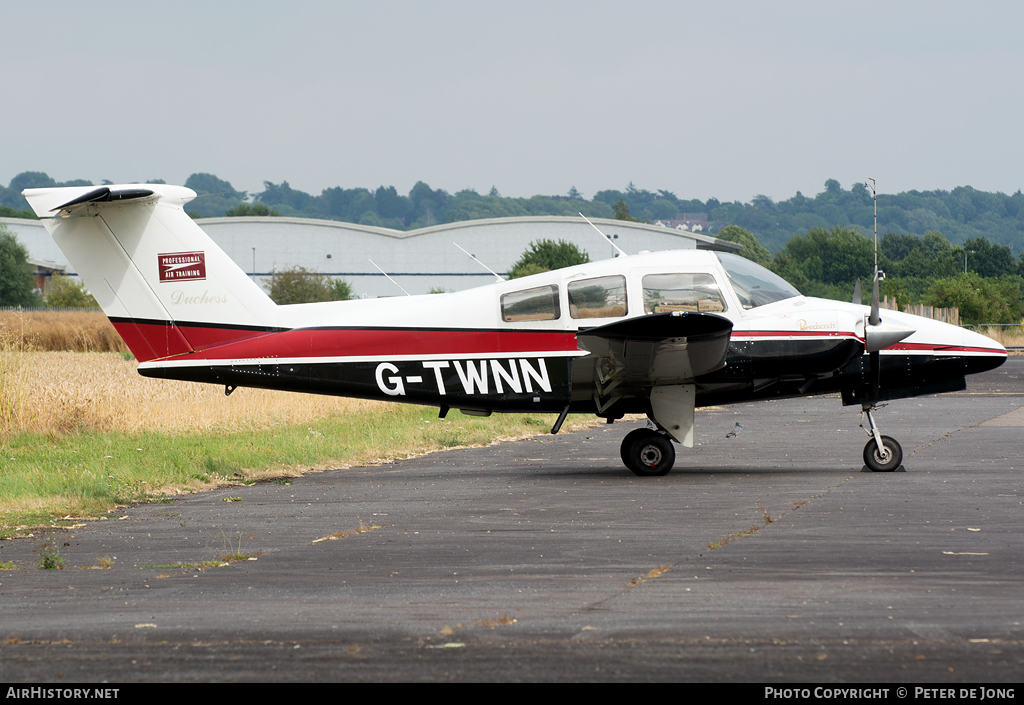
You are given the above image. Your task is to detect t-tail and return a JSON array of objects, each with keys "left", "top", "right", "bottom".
[{"left": 22, "top": 184, "right": 277, "bottom": 362}]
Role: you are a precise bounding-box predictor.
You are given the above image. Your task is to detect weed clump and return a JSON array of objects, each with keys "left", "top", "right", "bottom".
[{"left": 33, "top": 532, "right": 65, "bottom": 569}]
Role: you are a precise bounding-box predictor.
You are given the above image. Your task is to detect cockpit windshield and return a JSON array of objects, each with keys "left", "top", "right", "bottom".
[{"left": 715, "top": 252, "right": 801, "bottom": 309}]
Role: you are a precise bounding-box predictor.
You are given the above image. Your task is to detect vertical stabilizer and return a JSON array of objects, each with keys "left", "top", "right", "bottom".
[{"left": 22, "top": 184, "right": 277, "bottom": 361}]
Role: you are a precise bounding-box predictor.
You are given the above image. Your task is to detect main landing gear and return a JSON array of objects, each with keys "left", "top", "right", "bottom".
[
  {"left": 860, "top": 403, "right": 903, "bottom": 472},
  {"left": 620, "top": 428, "right": 676, "bottom": 477}
]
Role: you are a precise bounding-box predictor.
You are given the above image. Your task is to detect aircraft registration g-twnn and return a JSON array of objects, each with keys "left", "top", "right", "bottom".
[{"left": 23, "top": 184, "right": 1007, "bottom": 476}]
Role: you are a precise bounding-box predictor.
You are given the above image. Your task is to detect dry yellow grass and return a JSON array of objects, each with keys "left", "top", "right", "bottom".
[
  {"left": 979, "top": 325, "right": 1024, "bottom": 350},
  {"left": 1, "top": 350, "right": 394, "bottom": 437},
  {"left": 0, "top": 311, "right": 127, "bottom": 353}
]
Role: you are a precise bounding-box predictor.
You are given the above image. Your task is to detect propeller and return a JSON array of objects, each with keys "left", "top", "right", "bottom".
[{"left": 863, "top": 271, "right": 915, "bottom": 400}]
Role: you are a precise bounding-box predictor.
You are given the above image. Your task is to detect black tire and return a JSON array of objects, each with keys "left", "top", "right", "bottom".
[
  {"left": 626, "top": 430, "right": 675, "bottom": 477},
  {"left": 620, "top": 429, "right": 651, "bottom": 468},
  {"left": 863, "top": 435, "right": 903, "bottom": 472}
]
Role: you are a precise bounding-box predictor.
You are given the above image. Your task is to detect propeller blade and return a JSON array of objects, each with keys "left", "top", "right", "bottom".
[
  {"left": 852, "top": 278, "right": 861, "bottom": 305},
  {"left": 869, "top": 350, "right": 880, "bottom": 400},
  {"left": 869, "top": 273, "right": 881, "bottom": 327}
]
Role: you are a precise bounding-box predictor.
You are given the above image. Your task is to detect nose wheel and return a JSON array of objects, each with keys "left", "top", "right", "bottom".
[
  {"left": 620, "top": 428, "right": 675, "bottom": 476},
  {"left": 861, "top": 404, "right": 904, "bottom": 472},
  {"left": 864, "top": 434, "right": 903, "bottom": 472}
]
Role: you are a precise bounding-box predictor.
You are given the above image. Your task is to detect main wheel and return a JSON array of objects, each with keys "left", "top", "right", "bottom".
[
  {"left": 620, "top": 429, "right": 652, "bottom": 468},
  {"left": 624, "top": 430, "right": 675, "bottom": 477},
  {"left": 863, "top": 435, "right": 903, "bottom": 472}
]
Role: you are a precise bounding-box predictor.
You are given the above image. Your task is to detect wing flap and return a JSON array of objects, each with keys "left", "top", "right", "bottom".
[{"left": 578, "top": 312, "right": 733, "bottom": 387}]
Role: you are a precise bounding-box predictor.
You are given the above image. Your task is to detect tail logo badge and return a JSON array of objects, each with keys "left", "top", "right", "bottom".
[{"left": 159, "top": 251, "right": 207, "bottom": 282}]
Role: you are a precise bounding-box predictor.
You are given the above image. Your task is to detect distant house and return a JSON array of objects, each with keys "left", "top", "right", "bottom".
[
  {"left": 28, "top": 258, "right": 66, "bottom": 294},
  {"left": 678, "top": 212, "right": 710, "bottom": 230},
  {"left": 653, "top": 212, "right": 711, "bottom": 232}
]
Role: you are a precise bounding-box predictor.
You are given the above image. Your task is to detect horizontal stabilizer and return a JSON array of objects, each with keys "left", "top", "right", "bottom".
[
  {"left": 51, "top": 187, "right": 156, "bottom": 213},
  {"left": 578, "top": 311, "right": 733, "bottom": 386}
]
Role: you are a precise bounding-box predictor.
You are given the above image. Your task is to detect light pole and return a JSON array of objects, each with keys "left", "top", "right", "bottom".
[
  {"left": 607, "top": 233, "right": 619, "bottom": 257},
  {"left": 964, "top": 249, "right": 974, "bottom": 274}
]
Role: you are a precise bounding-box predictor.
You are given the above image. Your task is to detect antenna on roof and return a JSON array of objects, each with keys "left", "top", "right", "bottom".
[
  {"left": 453, "top": 242, "right": 504, "bottom": 282},
  {"left": 579, "top": 212, "right": 628, "bottom": 258},
  {"left": 368, "top": 259, "right": 411, "bottom": 296}
]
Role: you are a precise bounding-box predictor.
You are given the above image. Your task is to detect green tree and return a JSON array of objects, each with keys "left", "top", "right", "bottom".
[
  {"left": 926, "top": 273, "right": 1024, "bottom": 325},
  {"left": 257, "top": 181, "right": 316, "bottom": 215},
  {"left": 882, "top": 277, "right": 911, "bottom": 310},
  {"left": 0, "top": 205, "right": 37, "bottom": 219},
  {"left": 43, "top": 273, "right": 99, "bottom": 308},
  {"left": 0, "top": 224, "right": 39, "bottom": 306},
  {"left": 715, "top": 225, "right": 771, "bottom": 264},
  {"left": 508, "top": 240, "right": 590, "bottom": 279},
  {"left": 329, "top": 278, "right": 354, "bottom": 301},
  {"left": 266, "top": 266, "right": 354, "bottom": 305},
  {"left": 225, "top": 203, "right": 280, "bottom": 217},
  {"left": 183, "top": 173, "right": 248, "bottom": 218},
  {"left": 770, "top": 226, "right": 875, "bottom": 286},
  {"left": 612, "top": 197, "right": 639, "bottom": 222},
  {"left": 960, "top": 237, "right": 1018, "bottom": 277}
]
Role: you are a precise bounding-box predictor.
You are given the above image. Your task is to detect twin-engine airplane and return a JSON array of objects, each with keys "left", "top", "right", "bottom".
[{"left": 23, "top": 184, "right": 1007, "bottom": 476}]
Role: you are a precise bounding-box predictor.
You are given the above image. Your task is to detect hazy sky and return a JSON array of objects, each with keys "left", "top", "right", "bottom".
[{"left": 4, "top": 1, "right": 1022, "bottom": 203}]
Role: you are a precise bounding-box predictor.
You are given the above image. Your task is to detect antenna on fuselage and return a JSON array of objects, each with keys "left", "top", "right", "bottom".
[
  {"left": 579, "top": 212, "right": 628, "bottom": 258},
  {"left": 453, "top": 242, "right": 504, "bottom": 282},
  {"left": 368, "top": 259, "right": 411, "bottom": 296}
]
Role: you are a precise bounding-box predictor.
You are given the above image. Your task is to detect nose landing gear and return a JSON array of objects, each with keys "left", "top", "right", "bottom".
[{"left": 861, "top": 404, "right": 904, "bottom": 472}]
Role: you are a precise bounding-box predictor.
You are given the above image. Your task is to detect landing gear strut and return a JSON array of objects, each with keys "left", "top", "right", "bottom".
[
  {"left": 860, "top": 404, "right": 903, "bottom": 472},
  {"left": 620, "top": 428, "right": 675, "bottom": 477}
]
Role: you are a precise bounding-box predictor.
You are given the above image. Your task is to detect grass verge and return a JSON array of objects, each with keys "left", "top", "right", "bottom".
[{"left": 0, "top": 405, "right": 593, "bottom": 537}]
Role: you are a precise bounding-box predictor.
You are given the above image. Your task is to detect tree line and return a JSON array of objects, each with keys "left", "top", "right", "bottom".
[
  {"left": 6, "top": 172, "right": 1024, "bottom": 256},
  {"left": 3, "top": 172, "right": 1022, "bottom": 324},
  {"left": 721, "top": 224, "right": 1023, "bottom": 325}
]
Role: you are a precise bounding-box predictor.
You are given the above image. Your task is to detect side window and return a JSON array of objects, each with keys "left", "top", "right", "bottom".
[
  {"left": 642, "top": 273, "right": 727, "bottom": 314},
  {"left": 568, "top": 275, "right": 627, "bottom": 319},
  {"left": 501, "top": 285, "right": 560, "bottom": 322}
]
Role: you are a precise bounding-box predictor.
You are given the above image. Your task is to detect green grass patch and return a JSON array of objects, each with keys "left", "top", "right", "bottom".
[{"left": 0, "top": 405, "right": 593, "bottom": 536}]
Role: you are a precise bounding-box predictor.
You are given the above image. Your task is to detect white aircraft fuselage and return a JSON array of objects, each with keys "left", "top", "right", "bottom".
[{"left": 22, "top": 184, "right": 1007, "bottom": 476}]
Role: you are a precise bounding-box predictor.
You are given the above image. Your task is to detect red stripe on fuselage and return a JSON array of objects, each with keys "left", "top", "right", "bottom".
[
  {"left": 731, "top": 330, "right": 1004, "bottom": 355},
  {"left": 731, "top": 330, "right": 859, "bottom": 339},
  {"left": 143, "top": 326, "right": 581, "bottom": 362},
  {"left": 111, "top": 320, "right": 193, "bottom": 362},
  {"left": 173, "top": 324, "right": 276, "bottom": 350},
  {"left": 883, "top": 342, "right": 1006, "bottom": 355}
]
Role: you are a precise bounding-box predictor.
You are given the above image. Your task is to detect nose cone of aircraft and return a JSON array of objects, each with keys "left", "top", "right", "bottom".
[{"left": 962, "top": 326, "right": 1008, "bottom": 375}]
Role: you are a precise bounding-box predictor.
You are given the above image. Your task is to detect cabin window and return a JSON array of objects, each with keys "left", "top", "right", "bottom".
[
  {"left": 642, "top": 273, "right": 727, "bottom": 314},
  {"left": 501, "top": 285, "right": 560, "bottom": 322},
  {"left": 715, "top": 252, "right": 801, "bottom": 309},
  {"left": 568, "top": 275, "right": 627, "bottom": 319}
]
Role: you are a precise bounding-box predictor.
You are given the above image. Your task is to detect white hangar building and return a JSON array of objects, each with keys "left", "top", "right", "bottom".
[{"left": 3, "top": 215, "right": 741, "bottom": 299}]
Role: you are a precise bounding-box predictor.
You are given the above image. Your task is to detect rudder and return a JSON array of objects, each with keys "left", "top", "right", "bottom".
[{"left": 22, "top": 184, "right": 277, "bottom": 361}]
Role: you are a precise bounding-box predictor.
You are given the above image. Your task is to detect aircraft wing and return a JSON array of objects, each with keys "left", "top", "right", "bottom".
[{"left": 577, "top": 311, "right": 733, "bottom": 388}]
